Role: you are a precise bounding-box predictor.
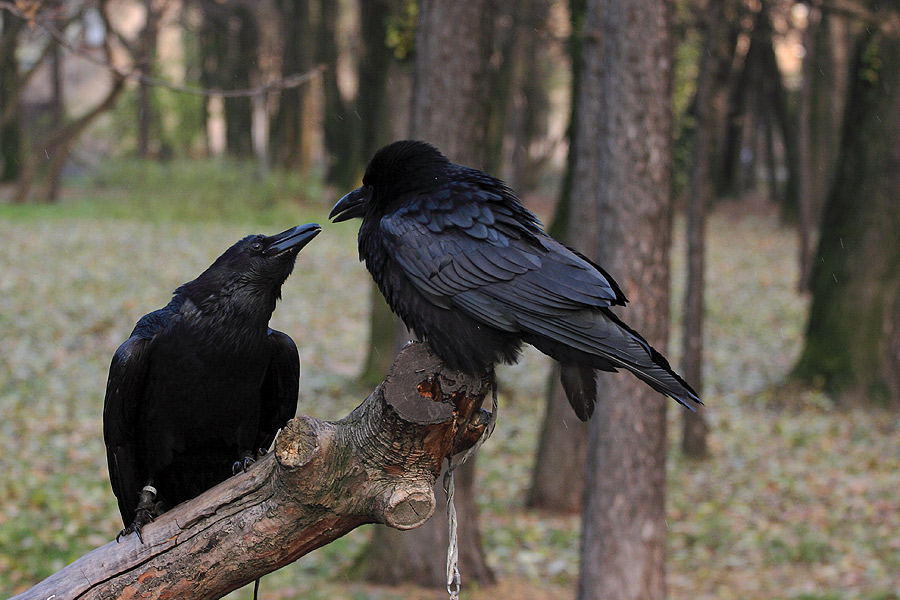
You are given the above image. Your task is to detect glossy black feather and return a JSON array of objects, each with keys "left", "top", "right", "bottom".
[
  {"left": 103, "top": 225, "right": 317, "bottom": 528},
  {"left": 330, "top": 140, "right": 700, "bottom": 421}
]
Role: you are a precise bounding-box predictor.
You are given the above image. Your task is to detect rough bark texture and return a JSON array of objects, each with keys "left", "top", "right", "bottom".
[
  {"left": 794, "top": 10, "right": 900, "bottom": 406},
  {"left": 364, "top": 0, "right": 498, "bottom": 587},
  {"left": 12, "top": 343, "right": 491, "bottom": 600},
  {"left": 408, "top": 0, "right": 495, "bottom": 164},
  {"left": 577, "top": 0, "right": 673, "bottom": 599}
]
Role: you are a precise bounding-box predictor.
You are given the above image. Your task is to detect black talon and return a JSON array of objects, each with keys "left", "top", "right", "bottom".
[
  {"left": 233, "top": 450, "right": 256, "bottom": 474},
  {"left": 116, "top": 484, "right": 160, "bottom": 543},
  {"left": 116, "top": 507, "right": 155, "bottom": 543}
]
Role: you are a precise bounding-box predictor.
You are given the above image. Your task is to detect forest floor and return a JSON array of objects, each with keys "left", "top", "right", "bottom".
[{"left": 1, "top": 162, "right": 898, "bottom": 600}]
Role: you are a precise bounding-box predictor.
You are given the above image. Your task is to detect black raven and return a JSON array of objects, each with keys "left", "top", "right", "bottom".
[
  {"left": 104, "top": 223, "right": 320, "bottom": 541},
  {"left": 330, "top": 140, "right": 700, "bottom": 421}
]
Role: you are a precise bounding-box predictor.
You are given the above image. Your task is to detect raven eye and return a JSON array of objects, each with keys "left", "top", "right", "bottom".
[{"left": 250, "top": 242, "right": 263, "bottom": 252}]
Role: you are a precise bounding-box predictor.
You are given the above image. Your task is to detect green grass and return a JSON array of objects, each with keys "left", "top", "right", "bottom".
[
  {"left": 2, "top": 167, "right": 899, "bottom": 599},
  {"left": 1, "top": 157, "right": 331, "bottom": 226}
]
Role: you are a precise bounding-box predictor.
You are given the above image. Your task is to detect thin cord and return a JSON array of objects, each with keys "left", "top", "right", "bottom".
[{"left": 443, "top": 375, "right": 498, "bottom": 599}]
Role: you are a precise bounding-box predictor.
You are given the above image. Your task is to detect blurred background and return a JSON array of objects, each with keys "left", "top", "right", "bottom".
[{"left": 1, "top": 0, "right": 898, "bottom": 598}]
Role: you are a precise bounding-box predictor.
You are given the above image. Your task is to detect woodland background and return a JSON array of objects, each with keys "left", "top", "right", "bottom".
[{"left": 1, "top": 0, "right": 898, "bottom": 599}]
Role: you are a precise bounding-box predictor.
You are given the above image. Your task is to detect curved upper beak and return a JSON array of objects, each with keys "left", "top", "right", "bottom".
[
  {"left": 329, "top": 187, "right": 371, "bottom": 223},
  {"left": 265, "top": 223, "right": 322, "bottom": 256}
]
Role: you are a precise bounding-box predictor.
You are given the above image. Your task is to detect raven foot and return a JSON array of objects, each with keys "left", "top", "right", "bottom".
[
  {"left": 117, "top": 484, "right": 162, "bottom": 543},
  {"left": 232, "top": 450, "right": 257, "bottom": 474}
]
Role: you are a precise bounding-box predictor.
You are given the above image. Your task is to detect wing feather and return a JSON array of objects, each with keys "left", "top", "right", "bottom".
[
  {"left": 103, "top": 334, "right": 153, "bottom": 526},
  {"left": 255, "top": 329, "right": 300, "bottom": 452}
]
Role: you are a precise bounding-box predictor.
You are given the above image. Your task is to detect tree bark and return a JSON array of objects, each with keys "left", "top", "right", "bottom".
[
  {"left": 11, "top": 343, "right": 492, "bottom": 600},
  {"left": 793, "top": 7, "right": 900, "bottom": 406},
  {"left": 756, "top": 1, "right": 799, "bottom": 221},
  {"left": 0, "top": 10, "right": 24, "bottom": 182},
  {"left": 364, "top": 0, "right": 498, "bottom": 588},
  {"left": 270, "top": 0, "right": 314, "bottom": 171},
  {"left": 528, "top": 0, "right": 589, "bottom": 512},
  {"left": 136, "top": 0, "right": 161, "bottom": 159},
  {"left": 526, "top": 369, "right": 588, "bottom": 512},
  {"left": 198, "top": 1, "right": 257, "bottom": 158},
  {"left": 798, "top": 6, "right": 854, "bottom": 289},
  {"left": 578, "top": 0, "right": 673, "bottom": 598},
  {"left": 681, "top": 0, "right": 730, "bottom": 459}
]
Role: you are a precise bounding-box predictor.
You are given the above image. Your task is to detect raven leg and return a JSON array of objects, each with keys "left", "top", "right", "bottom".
[{"left": 117, "top": 481, "right": 165, "bottom": 543}]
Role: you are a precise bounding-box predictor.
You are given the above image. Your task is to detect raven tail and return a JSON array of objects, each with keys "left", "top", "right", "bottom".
[{"left": 559, "top": 362, "right": 597, "bottom": 421}]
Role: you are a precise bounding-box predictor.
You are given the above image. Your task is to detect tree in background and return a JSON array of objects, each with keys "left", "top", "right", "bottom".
[
  {"left": 679, "top": 0, "right": 736, "bottom": 458},
  {"left": 797, "top": 3, "right": 853, "bottom": 289},
  {"left": 363, "top": 0, "right": 497, "bottom": 588},
  {"left": 715, "top": 0, "right": 797, "bottom": 219},
  {"left": 575, "top": 0, "right": 674, "bottom": 597},
  {"left": 527, "top": 0, "right": 588, "bottom": 513},
  {"left": 197, "top": 0, "right": 257, "bottom": 157},
  {"left": 794, "top": 3, "right": 900, "bottom": 406},
  {"left": 9, "top": 1, "right": 126, "bottom": 203},
  {"left": 0, "top": 9, "right": 25, "bottom": 183},
  {"left": 270, "top": 0, "right": 315, "bottom": 171}
]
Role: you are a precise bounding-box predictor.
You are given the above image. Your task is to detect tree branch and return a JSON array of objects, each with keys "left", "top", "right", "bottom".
[{"left": 12, "top": 342, "right": 492, "bottom": 600}]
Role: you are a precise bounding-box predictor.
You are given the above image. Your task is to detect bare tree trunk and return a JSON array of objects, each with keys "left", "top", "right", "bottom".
[
  {"left": 0, "top": 10, "right": 24, "bottom": 182},
  {"left": 578, "top": 0, "right": 673, "bottom": 598},
  {"left": 364, "top": 0, "right": 498, "bottom": 588},
  {"left": 11, "top": 344, "right": 492, "bottom": 600},
  {"left": 680, "top": 0, "right": 730, "bottom": 459},
  {"left": 270, "top": 0, "right": 314, "bottom": 171},
  {"left": 756, "top": 1, "right": 799, "bottom": 221},
  {"left": 43, "top": 38, "right": 64, "bottom": 202},
  {"left": 529, "top": 0, "right": 589, "bottom": 511},
  {"left": 356, "top": 0, "right": 410, "bottom": 388},
  {"left": 798, "top": 6, "right": 854, "bottom": 290},
  {"left": 136, "top": 0, "right": 160, "bottom": 158},
  {"left": 794, "top": 7, "right": 900, "bottom": 406},
  {"left": 526, "top": 369, "right": 587, "bottom": 511}
]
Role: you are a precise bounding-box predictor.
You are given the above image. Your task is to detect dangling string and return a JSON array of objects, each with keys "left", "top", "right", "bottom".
[{"left": 444, "top": 374, "right": 498, "bottom": 599}]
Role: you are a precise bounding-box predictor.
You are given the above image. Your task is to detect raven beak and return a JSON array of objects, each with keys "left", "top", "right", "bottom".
[
  {"left": 265, "top": 223, "right": 322, "bottom": 256},
  {"left": 329, "top": 187, "right": 371, "bottom": 222}
]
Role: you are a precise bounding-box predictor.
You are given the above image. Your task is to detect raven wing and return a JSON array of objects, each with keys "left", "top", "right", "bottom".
[
  {"left": 103, "top": 334, "right": 152, "bottom": 526},
  {"left": 255, "top": 328, "right": 300, "bottom": 453},
  {"left": 380, "top": 188, "right": 625, "bottom": 331},
  {"left": 103, "top": 306, "right": 175, "bottom": 526}
]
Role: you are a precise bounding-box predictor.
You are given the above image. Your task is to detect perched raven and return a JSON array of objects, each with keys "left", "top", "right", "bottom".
[
  {"left": 104, "top": 223, "right": 320, "bottom": 541},
  {"left": 330, "top": 140, "right": 700, "bottom": 421}
]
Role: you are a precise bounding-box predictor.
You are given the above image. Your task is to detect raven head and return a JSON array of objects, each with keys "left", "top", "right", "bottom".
[
  {"left": 194, "top": 223, "right": 321, "bottom": 303},
  {"left": 329, "top": 140, "right": 450, "bottom": 222}
]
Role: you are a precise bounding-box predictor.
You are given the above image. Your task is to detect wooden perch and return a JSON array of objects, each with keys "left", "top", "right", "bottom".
[{"left": 13, "top": 342, "right": 492, "bottom": 600}]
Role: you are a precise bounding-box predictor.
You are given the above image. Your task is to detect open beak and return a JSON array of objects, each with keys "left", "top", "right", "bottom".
[
  {"left": 265, "top": 223, "right": 321, "bottom": 256},
  {"left": 329, "top": 187, "right": 371, "bottom": 223}
]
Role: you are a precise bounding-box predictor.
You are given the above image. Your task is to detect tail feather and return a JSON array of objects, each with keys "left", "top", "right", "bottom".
[
  {"left": 526, "top": 308, "right": 702, "bottom": 419},
  {"left": 559, "top": 362, "right": 597, "bottom": 421}
]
